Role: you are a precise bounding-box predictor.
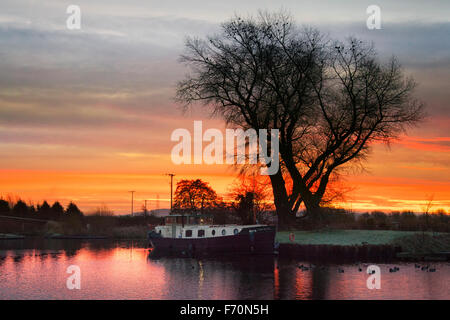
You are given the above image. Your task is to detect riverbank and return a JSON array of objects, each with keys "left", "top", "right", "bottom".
[
  {"left": 276, "top": 230, "right": 437, "bottom": 245},
  {"left": 2, "top": 229, "right": 449, "bottom": 261},
  {"left": 0, "top": 233, "right": 25, "bottom": 240},
  {"left": 0, "top": 226, "right": 148, "bottom": 241},
  {"left": 276, "top": 230, "right": 450, "bottom": 262}
]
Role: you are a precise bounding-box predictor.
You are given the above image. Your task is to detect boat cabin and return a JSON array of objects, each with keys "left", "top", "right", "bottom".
[
  {"left": 154, "top": 214, "right": 261, "bottom": 239},
  {"left": 164, "top": 214, "right": 213, "bottom": 226}
]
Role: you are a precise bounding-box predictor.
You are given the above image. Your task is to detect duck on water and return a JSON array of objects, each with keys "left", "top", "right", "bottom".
[{"left": 147, "top": 214, "right": 276, "bottom": 255}]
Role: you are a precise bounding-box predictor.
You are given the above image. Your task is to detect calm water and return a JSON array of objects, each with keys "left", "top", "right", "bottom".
[{"left": 0, "top": 239, "right": 448, "bottom": 300}]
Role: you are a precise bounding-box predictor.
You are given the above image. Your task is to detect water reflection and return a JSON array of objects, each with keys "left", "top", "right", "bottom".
[{"left": 0, "top": 239, "right": 448, "bottom": 299}]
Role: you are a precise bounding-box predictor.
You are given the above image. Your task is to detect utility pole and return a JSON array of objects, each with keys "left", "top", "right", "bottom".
[
  {"left": 129, "top": 190, "right": 135, "bottom": 216},
  {"left": 166, "top": 173, "right": 175, "bottom": 213},
  {"left": 144, "top": 199, "right": 148, "bottom": 217}
]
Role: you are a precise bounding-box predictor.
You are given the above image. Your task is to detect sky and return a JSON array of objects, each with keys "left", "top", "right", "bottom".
[{"left": 0, "top": 0, "right": 449, "bottom": 214}]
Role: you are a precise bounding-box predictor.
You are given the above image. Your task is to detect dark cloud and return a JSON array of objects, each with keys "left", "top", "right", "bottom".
[{"left": 0, "top": 9, "right": 448, "bottom": 146}]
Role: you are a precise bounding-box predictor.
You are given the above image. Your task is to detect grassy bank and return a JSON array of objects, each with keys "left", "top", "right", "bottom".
[
  {"left": 276, "top": 230, "right": 450, "bottom": 261},
  {"left": 276, "top": 230, "right": 436, "bottom": 245}
]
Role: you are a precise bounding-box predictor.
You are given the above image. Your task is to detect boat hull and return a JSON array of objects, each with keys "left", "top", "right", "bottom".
[{"left": 148, "top": 226, "right": 276, "bottom": 255}]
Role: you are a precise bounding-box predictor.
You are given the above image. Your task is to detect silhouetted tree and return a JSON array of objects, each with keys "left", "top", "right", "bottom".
[
  {"left": 400, "top": 211, "right": 417, "bottom": 231},
  {"left": 51, "top": 201, "right": 64, "bottom": 221},
  {"left": 0, "top": 199, "right": 10, "bottom": 216},
  {"left": 434, "top": 209, "right": 449, "bottom": 232},
  {"left": 91, "top": 203, "right": 114, "bottom": 216},
  {"left": 234, "top": 192, "right": 257, "bottom": 224},
  {"left": 173, "top": 179, "right": 219, "bottom": 214},
  {"left": 372, "top": 211, "right": 388, "bottom": 228},
  {"left": 37, "top": 201, "right": 52, "bottom": 220},
  {"left": 63, "top": 202, "right": 85, "bottom": 231},
  {"left": 12, "top": 200, "right": 28, "bottom": 217},
  {"left": 176, "top": 11, "right": 425, "bottom": 227},
  {"left": 229, "top": 174, "right": 272, "bottom": 224},
  {"left": 66, "top": 202, "right": 83, "bottom": 218},
  {"left": 28, "top": 204, "right": 37, "bottom": 216}
]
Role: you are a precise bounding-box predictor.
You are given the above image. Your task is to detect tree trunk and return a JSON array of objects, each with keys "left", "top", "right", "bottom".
[
  {"left": 301, "top": 195, "right": 324, "bottom": 228},
  {"left": 269, "top": 170, "right": 295, "bottom": 229}
]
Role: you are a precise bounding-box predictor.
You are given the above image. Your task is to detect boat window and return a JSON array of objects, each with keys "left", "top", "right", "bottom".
[
  {"left": 233, "top": 228, "right": 239, "bottom": 235},
  {"left": 198, "top": 230, "right": 205, "bottom": 237},
  {"left": 222, "top": 229, "right": 226, "bottom": 236},
  {"left": 185, "top": 230, "right": 192, "bottom": 237},
  {"left": 212, "top": 230, "right": 216, "bottom": 236}
]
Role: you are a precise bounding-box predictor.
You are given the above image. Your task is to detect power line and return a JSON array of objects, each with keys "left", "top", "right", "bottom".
[{"left": 165, "top": 173, "right": 175, "bottom": 213}]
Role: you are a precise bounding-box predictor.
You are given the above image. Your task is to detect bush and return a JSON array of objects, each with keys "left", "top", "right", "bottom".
[{"left": 111, "top": 226, "right": 148, "bottom": 239}]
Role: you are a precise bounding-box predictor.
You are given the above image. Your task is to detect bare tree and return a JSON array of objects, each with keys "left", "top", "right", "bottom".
[
  {"left": 422, "top": 194, "right": 434, "bottom": 233},
  {"left": 228, "top": 173, "right": 273, "bottom": 224},
  {"left": 176, "top": 11, "right": 425, "bottom": 227},
  {"left": 90, "top": 203, "right": 115, "bottom": 216}
]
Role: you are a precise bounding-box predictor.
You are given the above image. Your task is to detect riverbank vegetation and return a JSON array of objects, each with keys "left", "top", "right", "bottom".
[
  {"left": 0, "top": 197, "right": 85, "bottom": 234},
  {"left": 1, "top": 193, "right": 448, "bottom": 244},
  {"left": 0, "top": 198, "right": 162, "bottom": 238},
  {"left": 277, "top": 229, "right": 448, "bottom": 247},
  {"left": 0, "top": 197, "right": 83, "bottom": 222},
  {"left": 291, "top": 207, "right": 449, "bottom": 232},
  {"left": 84, "top": 214, "right": 161, "bottom": 239},
  {"left": 393, "top": 233, "right": 450, "bottom": 255},
  {"left": 277, "top": 230, "right": 450, "bottom": 261}
]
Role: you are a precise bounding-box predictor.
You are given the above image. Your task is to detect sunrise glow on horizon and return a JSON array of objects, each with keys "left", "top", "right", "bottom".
[{"left": 1, "top": 1, "right": 449, "bottom": 215}]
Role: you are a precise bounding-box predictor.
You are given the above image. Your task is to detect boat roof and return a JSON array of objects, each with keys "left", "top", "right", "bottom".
[
  {"left": 157, "top": 224, "right": 268, "bottom": 229},
  {"left": 165, "top": 214, "right": 212, "bottom": 217}
]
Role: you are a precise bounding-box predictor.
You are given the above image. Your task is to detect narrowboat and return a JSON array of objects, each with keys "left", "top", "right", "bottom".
[{"left": 148, "top": 214, "right": 276, "bottom": 255}]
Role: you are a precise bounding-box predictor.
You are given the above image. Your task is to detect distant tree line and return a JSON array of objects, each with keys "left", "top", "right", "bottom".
[
  {"left": 297, "top": 208, "right": 449, "bottom": 232},
  {"left": 0, "top": 198, "right": 84, "bottom": 223}
]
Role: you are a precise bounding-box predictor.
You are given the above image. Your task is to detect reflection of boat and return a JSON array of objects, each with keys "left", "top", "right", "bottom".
[
  {"left": 148, "top": 214, "right": 276, "bottom": 255},
  {"left": 147, "top": 253, "right": 276, "bottom": 275}
]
